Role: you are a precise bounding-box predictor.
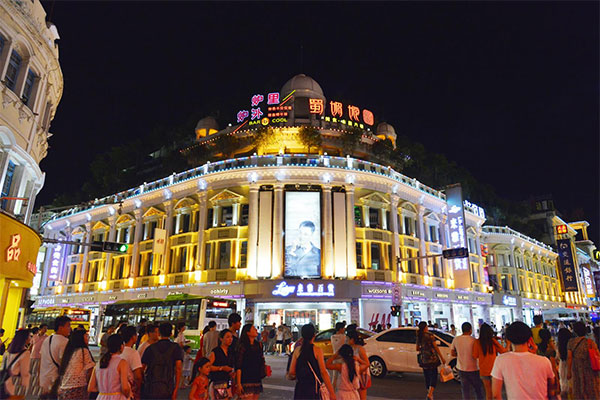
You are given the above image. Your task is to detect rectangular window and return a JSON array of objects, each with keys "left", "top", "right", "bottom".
[
  {"left": 239, "top": 241, "right": 247, "bottom": 268},
  {"left": 356, "top": 242, "right": 363, "bottom": 269},
  {"left": 206, "top": 209, "right": 214, "bottom": 229},
  {"left": 69, "top": 265, "right": 77, "bottom": 284},
  {"left": 403, "top": 216, "right": 412, "bottom": 235},
  {"left": 429, "top": 225, "right": 437, "bottom": 242},
  {"left": 385, "top": 211, "right": 391, "bottom": 231},
  {"left": 221, "top": 206, "right": 233, "bottom": 226},
  {"left": 22, "top": 69, "right": 36, "bottom": 106},
  {"left": 354, "top": 206, "right": 362, "bottom": 227},
  {"left": 180, "top": 213, "right": 191, "bottom": 233},
  {"left": 178, "top": 247, "right": 187, "bottom": 272},
  {"left": 240, "top": 204, "right": 249, "bottom": 226},
  {"left": 147, "top": 254, "right": 154, "bottom": 275},
  {"left": 471, "top": 263, "right": 479, "bottom": 283},
  {"left": 126, "top": 226, "right": 134, "bottom": 244},
  {"left": 0, "top": 35, "right": 5, "bottom": 56},
  {"left": 1, "top": 160, "right": 16, "bottom": 210},
  {"left": 5, "top": 51, "right": 21, "bottom": 91},
  {"left": 218, "top": 241, "right": 231, "bottom": 269},
  {"left": 371, "top": 243, "right": 381, "bottom": 270},
  {"left": 204, "top": 243, "right": 211, "bottom": 269},
  {"left": 369, "top": 208, "right": 379, "bottom": 228}
]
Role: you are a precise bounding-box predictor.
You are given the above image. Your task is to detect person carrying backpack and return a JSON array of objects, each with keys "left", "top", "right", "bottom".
[{"left": 141, "top": 322, "right": 183, "bottom": 400}]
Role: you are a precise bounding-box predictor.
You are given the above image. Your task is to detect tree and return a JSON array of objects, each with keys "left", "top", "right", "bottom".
[
  {"left": 298, "top": 126, "right": 322, "bottom": 153},
  {"left": 341, "top": 127, "right": 362, "bottom": 155}
]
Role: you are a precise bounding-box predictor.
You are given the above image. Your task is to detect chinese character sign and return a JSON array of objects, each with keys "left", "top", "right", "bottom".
[
  {"left": 446, "top": 184, "right": 471, "bottom": 289},
  {"left": 582, "top": 265, "right": 595, "bottom": 297},
  {"left": 6, "top": 234, "right": 21, "bottom": 262},
  {"left": 48, "top": 243, "right": 63, "bottom": 281},
  {"left": 557, "top": 239, "right": 578, "bottom": 292},
  {"left": 309, "top": 98, "right": 324, "bottom": 115}
]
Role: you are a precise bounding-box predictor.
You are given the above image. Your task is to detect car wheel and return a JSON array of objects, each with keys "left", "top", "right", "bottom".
[{"left": 369, "top": 356, "right": 387, "bottom": 378}]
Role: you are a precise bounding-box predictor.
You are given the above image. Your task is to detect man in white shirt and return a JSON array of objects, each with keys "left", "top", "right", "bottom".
[
  {"left": 39, "top": 316, "right": 71, "bottom": 396},
  {"left": 451, "top": 322, "right": 484, "bottom": 400},
  {"left": 138, "top": 324, "right": 159, "bottom": 359},
  {"left": 121, "top": 325, "right": 143, "bottom": 400},
  {"left": 330, "top": 322, "right": 347, "bottom": 389},
  {"left": 492, "top": 321, "right": 555, "bottom": 400}
]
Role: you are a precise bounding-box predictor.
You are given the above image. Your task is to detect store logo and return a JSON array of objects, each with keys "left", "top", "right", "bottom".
[
  {"left": 272, "top": 281, "right": 296, "bottom": 297},
  {"left": 367, "top": 288, "right": 392, "bottom": 294},
  {"left": 502, "top": 295, "right": 517, "bottom": 306},
  {"left": 210, "top": 289, "right": 229, "bottom": 295},
  {"left": 6, "top": 234, "right": 21, "bottom": 262}
]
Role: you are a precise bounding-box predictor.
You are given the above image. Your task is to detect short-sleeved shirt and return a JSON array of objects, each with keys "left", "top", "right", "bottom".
[
  {"left": 451, "top": 335, "right": 478, "bottom": 372},
  {"left": 531, "top": 326, "right": 542, "bottom": 344},
  {"left": 39, "top": 334, "right": 69, "bottom": 392},
  {"left": 121, "top": 345, "right": 143, "bottom": 373},
  {"left": 60, "top": 348, "right": 95, "bottom": 389},
  {"left": 472, "top": 339, "right": 505, "bottom": 376},
  {"left": 31, "top": 334, "right": 48, "bottom": 359},
  {"left": 141, "top": 339, "right": 184, "bottom": 370},
  {"left": 137, "top": 340, "right": 151, "bottom": 359},
  {"left": 331, "top": 333, "right": 346, "bottom": 354},
  {"left": 491, "top": 351, "right": 554, "bottom": 400}
]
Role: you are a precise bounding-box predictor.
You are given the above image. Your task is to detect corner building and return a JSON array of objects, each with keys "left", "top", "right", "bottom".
[{"left": 37, "top": 75, "right": 493, "bottom": 340}]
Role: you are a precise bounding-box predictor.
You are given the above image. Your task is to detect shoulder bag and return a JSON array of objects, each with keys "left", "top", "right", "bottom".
[
  {"left": 587, "top": 339, "right": 600, "bottom": 371},
  {"left": 307, "top": 360, "right": 330, "bottom": 400},
  {"left": 0, "top": 350, "right": 26, "bottom": 400}
]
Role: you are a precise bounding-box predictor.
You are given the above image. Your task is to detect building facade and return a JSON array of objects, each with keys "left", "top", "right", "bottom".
[{"left": 0, "top": 0, "right": 62, "bottom": 336}]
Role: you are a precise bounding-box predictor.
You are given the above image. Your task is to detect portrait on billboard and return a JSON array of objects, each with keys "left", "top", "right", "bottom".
[{"left": 284, "top": 191, "right": 321, "bottom": 277}]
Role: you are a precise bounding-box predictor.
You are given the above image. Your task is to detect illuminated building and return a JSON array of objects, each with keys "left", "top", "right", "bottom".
[
  {"left": 0, "top": 0, "right": 62, "bottom": 336},
  {"left": 36, "top": 74, "right": 496, "bottom": 339},
  {"left": 568, "top": 221, "right": 599, "bottom": 312},
  {"left": 482, "top": 226, "right": 564, "bottom": 327}
]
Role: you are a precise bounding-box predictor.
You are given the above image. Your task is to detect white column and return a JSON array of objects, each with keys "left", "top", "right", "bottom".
[
  {"left": 390, "top": 194, "right": 400, "bottom": 280},
  {"left": 345, "top": 186, "right": 357, "bottom": 278},
  {"left": 196, "top": 191, "right": 208, "bottom": 271},
  {"left": 103, "top": 216, "right": 117, "bottom": 280},
  {"left": 271, "top": 184, "right": 284, "bottom": 278},
  {"left": 80, "top": 223, "right": 92, "bottom": 284},
  {"left": 130, "top": 209, "right": 144, "bottom": 278},
  {"left": 416, "top": 205, "right": 427, "bottom": 276},
  {"left": 246, "top": 185, "right": 259, "bottom": 278},
  {"left": 162, "top": 201, "right": 174, "bottom": 274},
  {"left": 322, "top": 185, "right": 334, "bottom": 278},
  {"left": 475, "top": 226, "right": 484, "bottom": 286},
  {"left": 439, "top": 215, "right": 451, "bottom": 281}
]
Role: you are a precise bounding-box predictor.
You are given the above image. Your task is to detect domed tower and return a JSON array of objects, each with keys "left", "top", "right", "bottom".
[
  {"left": 376, "top": 122, "right": 397, "bottom": 149},
  {"left": 195, "top": 116, "right": 219, "bottom": 140},
  {"left": 280, "top": 74, "right": 326, "bottom": 124}
]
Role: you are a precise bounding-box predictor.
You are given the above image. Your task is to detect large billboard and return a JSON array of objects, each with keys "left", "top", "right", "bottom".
[
  {"left": 446, "top": 184, "right": 471, "bottom": 289},
  {"left": 284, "top": 191, "right": 321, "bottom": 278}
]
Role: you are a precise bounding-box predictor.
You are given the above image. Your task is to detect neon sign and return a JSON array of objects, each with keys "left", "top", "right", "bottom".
[
  {"left": 272, "top": 281, "right": 335, "bottom": 297},
  {"left": 502, "top": 295, "right": 517, "bottom": 306},
  {"left": 6, "top": 234, "right": 21, "bottom": 262},
  {"left": 48, "top": 244, "right": 63, "bottom": 281},
  {"left": 556, "top": 225, "right": 568, "bottom": 235}
]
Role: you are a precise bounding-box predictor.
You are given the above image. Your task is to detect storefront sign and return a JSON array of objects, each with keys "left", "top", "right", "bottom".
[
  {"left": 555, "top": 225, "right": 568, "bottom": 235},
  {"left": 593, "top": 250, "right": 600, "bottom": 262},
  {"left": 557, "top": 239, "right": 578, "bottom": 292},
  {"left": 153, "top": 228, "right": 167, "bottom": 255},
  {"left": 27, "top": 261, "right": 36, "bottom": 275},
  {"left": 594, "top": 271, "right": 600, "bottom": 298},
  {"left": 108, "top": 295, "right": 117, "bottom": 301},
  {"left": 314, "top": 99, "right": 374, "bottom": 127},
  {"left": 6, "top": 234, "right": 21, "bottom": 261},
  {"left": 409, "top": 290, "right": 426, "bottom": 298},
  {"left": 272, "top": 281, "right": 335, "bottom": 297},
  {"left": 137, "top": 293, "right": 147, "bottom": 299},
  {"left": 502, "top": 295, "right": 517, "bottom": 306},
  {"left": 38, "top": 297, "right": 55, "bottom": 306},
  {"left": 475, "top": 296, "right": 487, "bottom": 302},
  {"left": 351, "top": 299, "right": 360, "bottom": 324},
  {"left": 48, "top": 243, "right": 64, "bottom": 281},
  {"left": 210, "top": 288, "right": 229, "bottom": 295},
  {"left": 446, "top": 184, "right": 471, "bottom": 289},
  {"left": 457, "top": 294, "right": 469, "bottom": 301},
  {"left": 366, "top": 288, "right": 392, "bottom": 295},
  {"left": 435, "top": 293, "right": 449, "bottom": 299},
  {"left": 582, "top": 265, "right": 595, "bottom": 297}
]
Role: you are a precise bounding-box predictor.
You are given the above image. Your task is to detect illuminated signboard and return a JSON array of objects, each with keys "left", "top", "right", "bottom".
[
  {"left": 502, "top": 295, "right": 517, "bottom": 306},
  {"left": 6, "top": 234, "right": 21, "bottom": 262},
  {"left": 556, "top": 225, "right": 568, "bottom": 235},
  {"left": 284, "top": 191, "right": 321, "bottom": 278},
  {"left": 582, "top": 265, "right": 595, "bottom": 297},
  {"left": 557, "top": 239, "right": 578, "bottom": 292},
  {"left": 317, "top": 99, "right": 374, "bottom": 127},
  {"left": 48, "top": 243, "right": 64, "bottom": 281},
  {"left": 446, "top": 184, "right": 471, "bottom": 289},
  {"left": 237, "top": 91, "right": 288, "bottom": 127},
  {"left": 594, "top": 250, "right": 600, "bottom": 262},
  {"left": 211, "top": 301, "right": 230, "bottom": 308},
  {"left": 272, "top": 281, "right": 335, "bottom": 298},
  {"left": 594, "top": 271, "right": 600, "bottom": 299}
]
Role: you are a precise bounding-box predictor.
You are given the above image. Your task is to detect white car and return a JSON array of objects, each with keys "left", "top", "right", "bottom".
[{"left": 364, "top": 327, "right": 459, "bottom": 380}]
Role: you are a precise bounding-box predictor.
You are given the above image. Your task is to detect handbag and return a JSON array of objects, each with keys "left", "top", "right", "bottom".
[
  {"left": 359, "top": 367, "right": 372, "bottom": 390},
  {"left": 587, "top": 339, "right": 600, "bottom": 371},
  {"left": 440, "top": 365, "right": 454, "bottom": 382},
  {"left": 307, "top": 360, "right": 330, "bottom": 400},
  {"left": 211, "top": 382, "right": 232, "bottom": 400}
]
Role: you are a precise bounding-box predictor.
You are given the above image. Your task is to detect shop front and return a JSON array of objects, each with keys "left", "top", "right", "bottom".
[
  {"left": 0, "top": 213, "right": 42, "bottom": 337},
  {"left": 490, "top": 293, "right": 521, "bottom": 330},
  {"left": 521, "top": 298, "right": 564, "bottom": 326},
  {"left": 244, "top": 279, "right": 361, "bottom": 338},
  {"left": 360, "top": 281, "right": 396, "bottom": 330}
]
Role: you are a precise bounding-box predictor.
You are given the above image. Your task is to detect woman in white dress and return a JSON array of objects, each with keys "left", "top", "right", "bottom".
[
  {"left": 88, "top": 334, "right": 131, "bottom": 400},
  {"left": 2, "top": 330, "right": 31, "bottom": 399}
]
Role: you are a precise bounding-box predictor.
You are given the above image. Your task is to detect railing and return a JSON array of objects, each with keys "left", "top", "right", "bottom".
[{"left": 482, "top": 226, "right": 554, "bottom": 252}]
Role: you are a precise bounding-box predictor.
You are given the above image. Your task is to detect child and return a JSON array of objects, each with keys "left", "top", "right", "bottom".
[
  {"left": 182, "top": 345, "right": 193, "bottom": 387},
  {"left": 326, "top": 344, "right": 369, "bottom": 400},
  {"left": 189, "top": 357, "right": 211, "bottom": 400}
]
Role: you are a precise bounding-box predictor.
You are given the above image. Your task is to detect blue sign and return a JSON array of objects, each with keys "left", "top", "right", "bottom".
[
  {"left": 557, "top": 239, "right": 578, "bottom": 292},
  {"left": 272, "top": 281, "right": 335, "bottom": 298}
]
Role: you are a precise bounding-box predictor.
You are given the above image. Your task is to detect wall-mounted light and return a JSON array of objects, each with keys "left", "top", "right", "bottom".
[
  {"left": 163, "top": 189, "right": 172, "bottom": 200},
  {"left": 345, "top": 174, "right": 356, "bottom": 185},
  {"left": 198, "top": 179, "right": 207, "bottom": 191},
  {"left": 108, "top": 206, "right": 115, "bottom": 216},
  {"left": 134, "top": 199, "right": 142, "bottom": 209},
  {"left": 322, "top": 173, "right": 332, "bottom": 183},
  {"left": 248, "top": 172, "right": 259, "bottom": 183},
  {"left": 85, "top": 213, "right": 92, "bottom": 222}
]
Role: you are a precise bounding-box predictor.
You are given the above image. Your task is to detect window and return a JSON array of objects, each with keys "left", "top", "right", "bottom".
[
  {"left": 501, "top": 275, "right": 509, "bottom": 291},
  {"left": 356, "top": 242, "right": 364, "bottom": 269},
  {"left": 204, "top": 243, "right": 211, "bottom": 269},
  {"left": 1, "top": 161, "right": 16, "bottom": 210},
  {"left": 354, "top": 206, "right": 362, "bottom": 227},
  {"left": 429, "top": 225, "right": 437, "bottom": 243},
  {"left": 0, "top": 35, "right": 5, "bottom": 56},
  {"left": 240, "top": 204, "right": 249, "bottom": 226},
  {"left": 178, "top": 213, "right": 191, "bottom": 233},
  {"left": 4, "top": 51, "right": 21, "bottom": 91},
  {"left": 218, "top": 241, "right": 231, "bottom": 269},
  {"left": 239, "top": 241, "right": 247, "bottom": 268},
  {"left": 468, "top": 238, "right": 475, "bottom": 254},
  {"left": 176, "top": 247, "right": 187, "bottom": 272},
  {"left": 22, "top": 69, "right": 36, "bottom": 106},
  {"left": 69, "top": 265, "right": 76, "bottom": 284},
  {"left": 369, "top": 208, "right": 379, "bottom": 228},
  {"left": 126, "top": 226, "right": 134, "bottom": 244},
  {"left": 471, "top": 263, "right": 479, "bottom": 283},
  {"left": 144, "top": 221, "right": 158, "bottom": 240},
  {"left": 221, "top": 206, "right": 233, "bottom": 226},
  {"left": 206, "top": 209, "right": 214, "bottom": 229},
  {"left": 519, "top": 276, "right": 525, "bottom": 291},
  {"left": 371, "top": 243, "right": 381, "bottom": 269},
  {"left": 403, "top": 216, "right": 412, "bottom": 235},
  {"left": 376, "top": 330, "right": 416, "bottom": 344},
  {"left": 315, "top": 330, "right": 334, "bottom": 341}
]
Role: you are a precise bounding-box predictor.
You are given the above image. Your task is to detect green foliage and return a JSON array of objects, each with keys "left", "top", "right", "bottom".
[
  {"left": 341, "top": 127, "right": 362, "bottom": 154},
  {"left": 298, "top": 126, "right": 322, "bottom": 153}
]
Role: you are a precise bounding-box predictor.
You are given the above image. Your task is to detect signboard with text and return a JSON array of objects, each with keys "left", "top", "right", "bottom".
[
  {"left": 593, "top": 271, "right": 600, "bottom": 298},
  {"left": 557, "top": 239, "right": 579, "bottom": 292},
  {"left": 581, "top": 265, "right": 596, "bottom": 298},
  {"left": 446, "top": 184, "right": 471, "bottom": 289}
]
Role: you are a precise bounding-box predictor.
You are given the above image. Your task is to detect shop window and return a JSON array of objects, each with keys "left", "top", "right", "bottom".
[
  {"left": 22, "top": 69, "right": 37, "bottom": 107},
  {"left": 354, "top": 206, "right": 362, "bottom": 227},
  {"left": 204, "top": 243, "right": 211, "bottom": 269},
  {"left": 240, "top": 204, "right": 249, "bottom": 226},
  {"left": 4, "top": 50, "right": 21, "bottom": 91},
  {"left": 221, "top": 206, "right": 233, "bottom": 226},
  {"left": 369, "top": 208, "right": 380, "bottom": 229},
  {"left": 356, "top": 243, "right": 364, "bottom": 269},
  {"left": 206, "top": 208, "right": 214, "bottom": 229},
  {"left": 218, "top": 241, "right": 231, "bottom": 269},
  {"left": 371, "top": 243, "right": 381, "bottom": 270},
  {"left": 239, "top": 241, "right": 247, "bottom": 268},
  {"left": 376, "top": 330, "right": 416, "bottom": 344}
]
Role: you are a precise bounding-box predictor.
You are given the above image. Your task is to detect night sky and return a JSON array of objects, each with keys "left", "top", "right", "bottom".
[{"left": 38, "top": 1, "right": 599, "bottom": 243}]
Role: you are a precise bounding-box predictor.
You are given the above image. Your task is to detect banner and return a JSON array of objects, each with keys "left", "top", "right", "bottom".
[
  {"left": 284, "top": 191, "right": 321, "bottom": 278},
  {"left": 446, "top": 184, "right": 471, "bottom": 289},
  {"left": 153, "top": 228, "right": 167, "bottom": 255},
  {"left": 557, "top": 239, "right": 578, "bottom": 292},
  {"left": 582, "top": 265, "right": 596, "bottom": 297},
  {"left": 593, "top": 271, "right": 600, "bottom": 298}
]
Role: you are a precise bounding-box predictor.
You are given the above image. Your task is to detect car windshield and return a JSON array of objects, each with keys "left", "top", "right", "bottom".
[
  {"left": 315, "top": 329, "right": 334, "bottom": 341},
  {"left": 357, "top": 328, "right": 375, "bottom": 337},
  {"left": 431, "top": 330, "right": 454, "bottom": 344}
]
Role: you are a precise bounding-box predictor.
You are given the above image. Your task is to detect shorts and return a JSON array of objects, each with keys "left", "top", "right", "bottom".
[
  {"left": 284, "top": 339, "right": 291, "bottom": 346},
  {"left": 276, "top": 340, "right": 283, "bottom": 344}
]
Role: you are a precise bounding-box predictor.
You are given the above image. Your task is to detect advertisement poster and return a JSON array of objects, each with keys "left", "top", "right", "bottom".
[
  {"left": 445, "top": 184, "right": 471, "bottom": 289},
  {"left": 284, "top": 191, "right": 321, "bottom": 278}
]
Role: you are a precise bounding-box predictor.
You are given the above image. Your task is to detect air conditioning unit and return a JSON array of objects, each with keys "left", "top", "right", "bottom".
[{"left": 366, "top": 270, "right": 392, "bottom": 282}]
